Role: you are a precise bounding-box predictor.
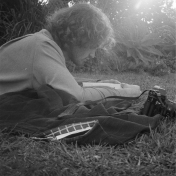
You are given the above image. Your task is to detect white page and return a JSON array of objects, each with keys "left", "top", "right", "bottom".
[{"left": 83, "top": 82, "right": 122, "bottom": 89}]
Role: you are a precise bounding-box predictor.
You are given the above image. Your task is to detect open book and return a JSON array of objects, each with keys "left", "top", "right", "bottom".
[
  {"left": 82, "top": 82, "right": 142, "bottom": 97},
  {"left": 83, "top": 82, "right": 122, "bottom": 89}
]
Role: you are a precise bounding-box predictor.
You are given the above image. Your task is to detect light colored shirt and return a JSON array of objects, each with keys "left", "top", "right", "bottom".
[{"left": 0, "top": 29, "right": 134, "bottom": 102}]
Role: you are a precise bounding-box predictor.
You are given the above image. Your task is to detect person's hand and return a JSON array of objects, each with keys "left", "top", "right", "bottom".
[{"left": 97, "top": 79, "right": 121, "bottom": 84}]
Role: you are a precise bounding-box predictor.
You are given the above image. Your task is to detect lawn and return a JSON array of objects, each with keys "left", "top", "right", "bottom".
[{"left": 0, "top": 72, "right": 176, "bottom": 176}]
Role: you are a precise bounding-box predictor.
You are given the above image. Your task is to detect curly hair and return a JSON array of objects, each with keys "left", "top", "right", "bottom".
[{"left": 45, "top": 3, "right": 116, "bottom": 50}]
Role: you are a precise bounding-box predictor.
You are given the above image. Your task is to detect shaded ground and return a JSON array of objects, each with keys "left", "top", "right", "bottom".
[{"left": 0, "top": 72, "right": 176, "bottom": 176}]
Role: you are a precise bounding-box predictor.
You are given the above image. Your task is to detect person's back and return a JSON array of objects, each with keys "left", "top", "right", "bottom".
[
  {"left": 0, "top": 29, "right": 85, "bottom": 99},
  {"left": 0, "top": 33, "right": 36, "bottom": 94}
]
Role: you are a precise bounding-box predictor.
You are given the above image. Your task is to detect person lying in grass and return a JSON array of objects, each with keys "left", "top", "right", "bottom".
[{"left": 0, "top": 3, "right": 140, "bottom": 102}]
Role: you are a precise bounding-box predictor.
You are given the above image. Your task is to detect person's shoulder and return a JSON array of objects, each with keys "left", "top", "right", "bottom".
[
  {"left": 34, "top": 29, "right": 64, "bottom": 56},
  {"left": 33, "top": 29, "right": 54, "bottom": 43},
  {"left": 33, "top": 29, "right": 61, "bottom": 50}
]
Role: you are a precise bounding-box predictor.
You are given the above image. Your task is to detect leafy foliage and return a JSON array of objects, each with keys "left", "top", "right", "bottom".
[
  {"left": 46, "top": 0, "right": 70, "bottom": 13},
  {"left": 0, "top": 0, "right": 176, "bottom": 75},
  {"left": 114, "top": 17, "right": 164, "bottom": 65},
  {"left": 0, "top": 0, "right": 47, "bottom": 45},
  {"left": 87, "top": 0, "right": 176, "bottom": 28},
  {"left": 0, "top": 0, "right": 69, "bottom": 45},
  {"left": 155, "top": 25, "right": 176, "bottom": 54}
]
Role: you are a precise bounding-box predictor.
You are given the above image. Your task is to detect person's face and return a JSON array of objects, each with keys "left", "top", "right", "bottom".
[{"left": 63, "top": 45, "right": 96, "bottom": 66}]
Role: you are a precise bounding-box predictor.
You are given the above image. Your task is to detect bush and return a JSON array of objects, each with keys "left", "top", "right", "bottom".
[
  {"left": 0, "top": 0, "right": 69, "bottom": 46},
  {"left": 0, "top": 0, "right": 48, "bottom": 45}
]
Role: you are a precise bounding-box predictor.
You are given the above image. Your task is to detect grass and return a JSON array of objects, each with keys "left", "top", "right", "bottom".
[{"left": 0, "top": 72, "right": 176, "bottom": 176}]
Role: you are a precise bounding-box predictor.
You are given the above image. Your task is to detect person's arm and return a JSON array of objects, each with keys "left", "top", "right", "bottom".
[{"left": 33, "top": 39, "right": 140, "bottom": 102}]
